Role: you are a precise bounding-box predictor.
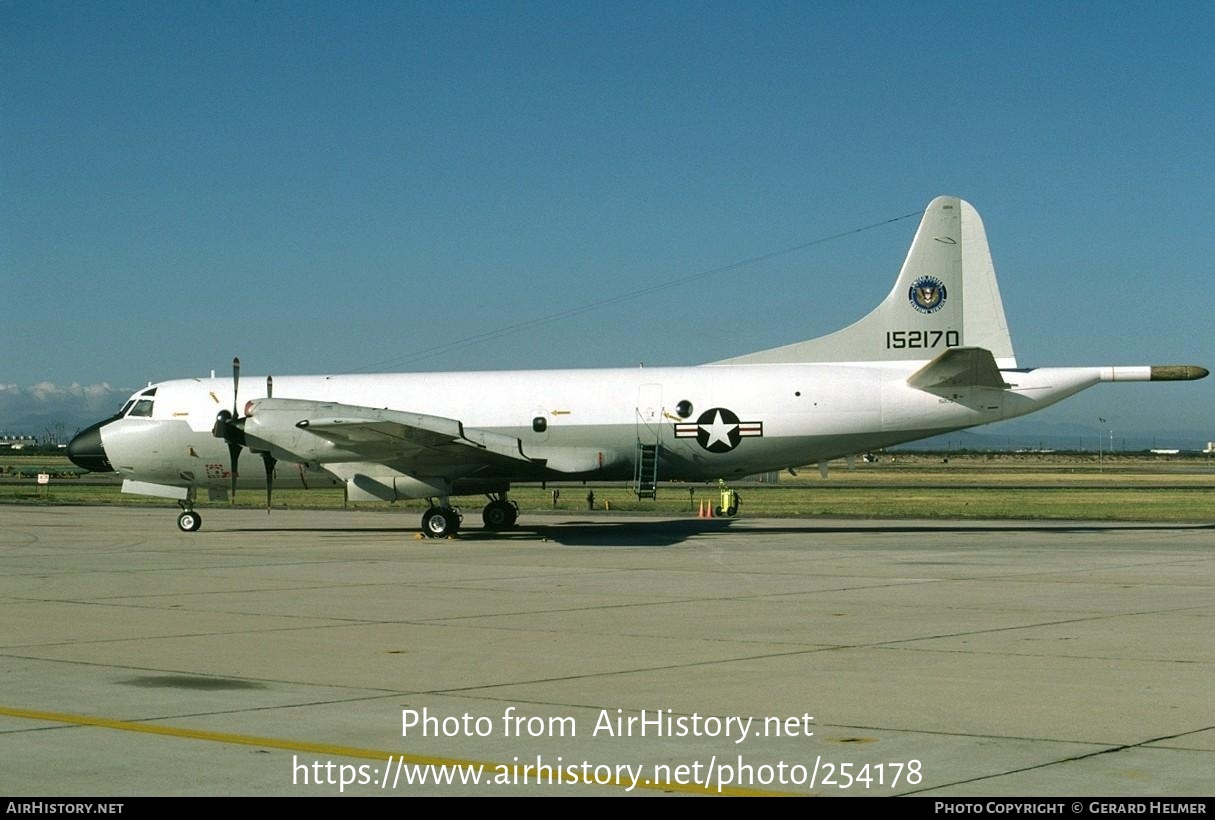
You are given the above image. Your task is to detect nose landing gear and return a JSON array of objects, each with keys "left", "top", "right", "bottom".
[{"left": 176, "top": 498, "right": 202, "bottom": 532}]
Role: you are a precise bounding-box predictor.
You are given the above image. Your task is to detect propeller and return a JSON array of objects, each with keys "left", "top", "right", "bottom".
[
  {"left": 262, "top": 374, "right": 275, "bottom": 512},
  {"left": 211, "top": 357, "right": 244, "bottom": 500},
  {"left": 211, "top": 357, "right": 277, "bottom": 512}
]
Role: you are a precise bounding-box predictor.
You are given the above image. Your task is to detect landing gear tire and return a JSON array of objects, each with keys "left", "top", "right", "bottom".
[
  {"left": 482, "top": 499, "right": 518, "bottom": 531},
  {"left": 421, "top": 506, "right": 461, "bottom": 538},
  {"left": 177, "top": 511, "right": 202, "bottom": 532}
]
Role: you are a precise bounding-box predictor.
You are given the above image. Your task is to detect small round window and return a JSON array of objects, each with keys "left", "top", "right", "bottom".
[
  {"left": 532, "top": 416, "right": 547, "bottom": 433},
  {"left": 675, "top": 400, "right": 693, "bottom": 419}
]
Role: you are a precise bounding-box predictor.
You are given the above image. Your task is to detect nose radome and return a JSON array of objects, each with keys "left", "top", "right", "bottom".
[{"left": 67, "top": 419, "right": 114, "bottom": 473}]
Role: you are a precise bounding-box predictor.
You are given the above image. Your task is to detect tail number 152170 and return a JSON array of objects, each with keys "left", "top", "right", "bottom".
[{"left": 885, "top": 329, "right": 960, "bottom": 350}]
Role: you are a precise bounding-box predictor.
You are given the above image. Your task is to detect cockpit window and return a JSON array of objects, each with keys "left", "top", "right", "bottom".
[
  {"left": 128, "top": 399, "right": 155, "bottom": 417},
  {"left": 118, "top": 386, "right": 158, "bottom": 418}
]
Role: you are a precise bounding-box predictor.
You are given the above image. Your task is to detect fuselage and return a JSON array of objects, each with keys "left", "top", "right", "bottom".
[{"left": 80, "top": 360, "right": 1115, "bottom": 496}]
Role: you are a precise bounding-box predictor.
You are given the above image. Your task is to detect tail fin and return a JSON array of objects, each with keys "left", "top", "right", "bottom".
[{"left": 718, "top": 196, "right": 1017, "bottom": 367}]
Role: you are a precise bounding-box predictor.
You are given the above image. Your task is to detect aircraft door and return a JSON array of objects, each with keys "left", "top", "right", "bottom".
[{"left": 636, "top": 383, "right": 663, "bottom": 444}]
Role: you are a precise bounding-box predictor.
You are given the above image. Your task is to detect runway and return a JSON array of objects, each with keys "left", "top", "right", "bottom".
[{"left": 1, "top": 506, "right": 1212, "bottom": 796}]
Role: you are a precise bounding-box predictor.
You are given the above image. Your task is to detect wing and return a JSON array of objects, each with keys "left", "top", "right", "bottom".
[{"left": 240, "top": 397, "right": 539, "bottom": 475}]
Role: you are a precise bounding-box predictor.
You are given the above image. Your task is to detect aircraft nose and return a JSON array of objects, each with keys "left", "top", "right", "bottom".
[{"left": 67, "top": 420, "right": 114, "bottom": 473}]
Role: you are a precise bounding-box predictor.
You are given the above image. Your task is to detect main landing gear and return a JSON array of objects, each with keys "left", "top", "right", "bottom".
[
  {"left": 420, "top": 507, "right": 461, "bottom": 539},
  {"left": 481, "top": 494, "right": 518, "bottom": 531},
  {"left": 420, "top": 505, "right": 462, "bottom": 538},
  {"left": 418, "top": 493, "right": 518, "bottom": 538}
]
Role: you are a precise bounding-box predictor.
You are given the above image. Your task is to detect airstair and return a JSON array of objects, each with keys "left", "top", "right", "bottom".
[{"left": 634, "top": 441, "right": 660, "bottom": 499}]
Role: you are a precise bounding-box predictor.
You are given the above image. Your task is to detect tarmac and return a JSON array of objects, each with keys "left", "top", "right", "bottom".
[{"left": 0, "top": 505, "right": 1212, "bottom": 797}]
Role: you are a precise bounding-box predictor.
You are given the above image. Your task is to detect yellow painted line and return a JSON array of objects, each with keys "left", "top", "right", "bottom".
[{"left": 0, "top": 706, "right": 799, "bottom": 796}]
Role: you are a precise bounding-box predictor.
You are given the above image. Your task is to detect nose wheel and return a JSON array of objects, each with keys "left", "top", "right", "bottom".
[
  {"left": 176, "top": 496, "right": 202, "bottom": 532},
  {"left": 177, "top": 510, "right": 202, "bottom": 532}
]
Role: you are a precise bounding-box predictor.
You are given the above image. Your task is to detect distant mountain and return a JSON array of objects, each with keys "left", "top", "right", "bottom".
[{"left": 0, "top": 383, "right": 131, "bottom": 441}]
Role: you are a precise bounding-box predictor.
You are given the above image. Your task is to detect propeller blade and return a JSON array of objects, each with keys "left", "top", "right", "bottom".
[
  {"left": 229, "top": 358, "right": 242, "bottom": 501},
  {"left": 262, "top": 452, "right": 276, "bottom": 513},
  {"left": 227, "top": 440, "right": 241, "bottom": 501},
  {"left": 232, "top": 357, "right": 241, "bottom": 417}
]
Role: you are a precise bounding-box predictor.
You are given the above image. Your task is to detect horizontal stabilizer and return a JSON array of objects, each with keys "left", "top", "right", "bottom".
[{"left": 908, "top": 347, "right": 1008, "bottom": 390}]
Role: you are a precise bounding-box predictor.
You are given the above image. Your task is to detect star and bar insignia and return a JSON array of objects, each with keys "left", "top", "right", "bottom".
[{"left": 674, "top": 407, "right": 763, "bottom": 453}]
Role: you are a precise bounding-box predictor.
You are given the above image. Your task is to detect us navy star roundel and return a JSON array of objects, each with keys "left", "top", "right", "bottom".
[{"left": 673, "top": 407, "right": 764, "bottom": 453}]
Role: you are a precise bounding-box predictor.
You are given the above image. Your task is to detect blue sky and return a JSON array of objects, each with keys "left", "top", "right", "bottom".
[{"left": 2, "top": 1, "right": 1211, "bottom": 442}]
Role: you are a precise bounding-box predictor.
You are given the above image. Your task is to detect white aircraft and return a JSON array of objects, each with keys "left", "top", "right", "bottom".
[{"left": 67, "top": 196, "right": 1207, "bottom": 536}]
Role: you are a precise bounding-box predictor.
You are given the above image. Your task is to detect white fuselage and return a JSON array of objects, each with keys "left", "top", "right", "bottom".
[{"left": 95, "top": 360, "right": 1113, "bottom": 496}]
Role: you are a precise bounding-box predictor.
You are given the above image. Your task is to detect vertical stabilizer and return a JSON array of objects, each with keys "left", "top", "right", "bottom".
[{"left": 717, "top": 196, "right": 1017, "bottom": 367}]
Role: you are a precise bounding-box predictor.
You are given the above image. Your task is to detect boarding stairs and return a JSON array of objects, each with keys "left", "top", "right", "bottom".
[{"left": 634, "top": 441, "right": 661, "bottom": 499}]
